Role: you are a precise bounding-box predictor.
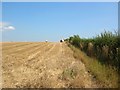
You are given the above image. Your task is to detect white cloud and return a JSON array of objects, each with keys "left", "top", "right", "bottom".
[
  {"left": 0, "top": 22, "right": 15, "bottom": 31},
  {"left": 4, "top": 26, "right": 15, "bottom": 30}
]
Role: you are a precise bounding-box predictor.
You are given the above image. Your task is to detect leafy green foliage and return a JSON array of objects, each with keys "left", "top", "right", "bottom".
[
  {"left": 67, "top": 31, "right": 120, "bottom": 68},
  {"left": 68, "top": 35, "right": 81, "bottom": 48}
]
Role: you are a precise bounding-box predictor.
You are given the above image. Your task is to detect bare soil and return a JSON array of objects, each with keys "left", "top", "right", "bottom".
[{"left": 2, "top": 42, "right": 98, "bottom": 88}]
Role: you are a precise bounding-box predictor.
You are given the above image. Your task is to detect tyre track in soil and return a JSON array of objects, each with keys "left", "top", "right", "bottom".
[
  {"left": 29, "top": 42, "right": 98, "bottom": 88},
  {"left": 2, "top": 42, "right": 26, "bottom": 47},
  {"left": 2, "top": 42, "right": 41, "bottom": 54},
  {"left": 2, "top": 42, "right": 55, "bottom": 88},
  {"left": 1, "top": 42, "right": 29, "bottom": 51},
  {"left": 23, "top": 42, "right": 57, "bottom": 69},
  {"left": 14, "top": 42, "right": 61, "bottom": 88},
  {"left": 8, "top": 42, "right": 47, "bottom": 55},
  {"left": 2, "top": 42, "right": 98, "bottom": 88},
  {"left": 2, "top": 42, "right": 33, "bottom": 51},
  {"left": 2, "top": 42, "right": 52, "bottom": 73},
  {"left": 2, "top": 42, "right": 46, "bottom": 68}
]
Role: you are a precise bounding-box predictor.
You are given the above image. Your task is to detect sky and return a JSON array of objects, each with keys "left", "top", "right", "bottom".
[
  {"left": 2, "top": 0, "right": 119, "bottom": 2},
  {"left": 1, "top": 2, "right": 118, "bottom": 42}
]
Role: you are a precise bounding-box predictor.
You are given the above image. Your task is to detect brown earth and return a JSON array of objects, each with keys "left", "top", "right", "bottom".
[{"left": 2, "top": 42, "right": 98, "bottom": 88}]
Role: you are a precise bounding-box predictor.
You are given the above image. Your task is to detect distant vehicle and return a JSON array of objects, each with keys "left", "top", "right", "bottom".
[{"left": 60, "top": 39, "right": 64, "bottom": 42}]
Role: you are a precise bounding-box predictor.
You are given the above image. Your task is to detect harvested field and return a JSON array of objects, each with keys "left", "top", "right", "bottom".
[{"left": 2, "top": 42, "right": 98, "bottom": 88}]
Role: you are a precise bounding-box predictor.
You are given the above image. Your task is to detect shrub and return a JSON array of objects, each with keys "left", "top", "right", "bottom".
[
  {"left": 67, "top": 30, "right": 119, "bottom": 68},
  {"left": 68, "top": 35, "right": 81, "bottom": 48}
]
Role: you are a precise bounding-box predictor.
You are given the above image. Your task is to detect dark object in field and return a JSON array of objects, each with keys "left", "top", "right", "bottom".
[{"left": 60, "top": 39, "right": 64, "bottom": 42}]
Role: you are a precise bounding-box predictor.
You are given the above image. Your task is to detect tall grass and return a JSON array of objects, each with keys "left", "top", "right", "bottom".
[
  {"left": 65, "top": 31, "right": 119, "bottom": 88},
  {"left": 65, "top": 31, "right": 120, "bottom": 69},
  {"left": 68, "top": 44, "right": 118, "bottom": 88}
]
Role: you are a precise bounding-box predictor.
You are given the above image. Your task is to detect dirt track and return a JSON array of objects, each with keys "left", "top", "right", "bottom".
[{"left": 2, "top": 42, "right": 98, "bottom": 88}]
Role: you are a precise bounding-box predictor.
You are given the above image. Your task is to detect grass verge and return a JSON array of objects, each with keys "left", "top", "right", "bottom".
[{"left": 67, "top": 43, "right": 118, "bottom": 88}]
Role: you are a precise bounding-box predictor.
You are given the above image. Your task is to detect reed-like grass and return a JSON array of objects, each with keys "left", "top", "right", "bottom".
[
  {"left": 65, "top": 30, "right": 119, "bottom": 88},
  {"left": 68, "top": 44, "right": 118, "bottom": 88},
  {"left": 65, "top": 31, "right": 119, "bottom": 68}
]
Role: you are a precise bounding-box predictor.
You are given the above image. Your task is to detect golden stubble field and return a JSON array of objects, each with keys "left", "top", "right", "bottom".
[{"left": 2, "top": 42, "right": 98, "bottom": 88}]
